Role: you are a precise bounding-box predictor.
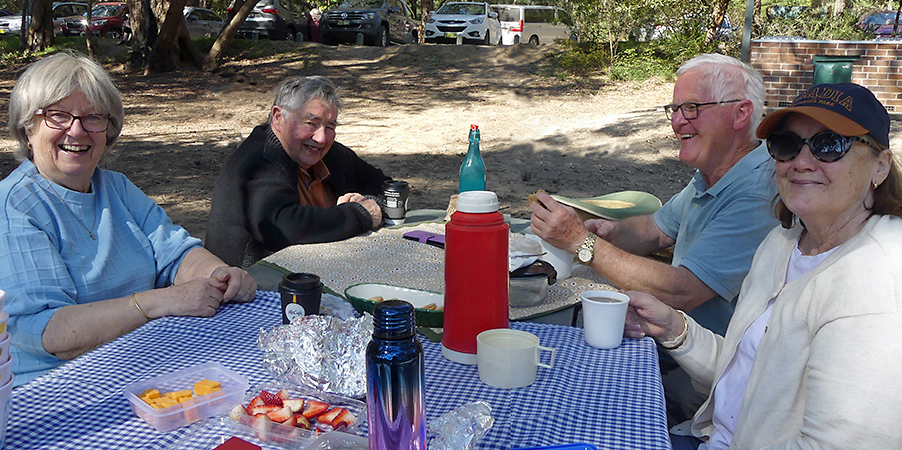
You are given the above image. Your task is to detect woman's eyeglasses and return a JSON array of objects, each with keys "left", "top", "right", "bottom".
[
  {"left": 36, "top": 109, "right": 110, "bottom": 133},
  {"left": 766, "top": 130, "right": 874, "bottom": 163}
]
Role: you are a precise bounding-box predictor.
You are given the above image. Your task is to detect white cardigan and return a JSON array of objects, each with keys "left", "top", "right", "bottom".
[{"left": 671, "top": 214, "right": 902, "bottom": 449}]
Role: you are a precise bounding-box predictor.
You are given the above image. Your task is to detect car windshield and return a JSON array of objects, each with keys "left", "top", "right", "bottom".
[
  {"left": 496, "top": 7, "right": 518, "bottom": 22},
  {"left": 337, "top": 0, "right": 386, "bottom": 8},
  {"left": 436, "top": 3, "right": 484, "bottom": 15},
  {"left": 91, "top": 4, "right": 123, "bottom": 17},
  {"left": 872, "top": 13, "right": 897, "bottom": 25}
]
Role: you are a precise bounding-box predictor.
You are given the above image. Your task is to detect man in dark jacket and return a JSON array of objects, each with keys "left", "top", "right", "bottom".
[{"left": 205, "top": 76, "right": 391, "bottom": 268}]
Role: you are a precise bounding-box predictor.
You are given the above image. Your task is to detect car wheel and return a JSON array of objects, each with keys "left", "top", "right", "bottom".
[
  {"left": 528, "top": 35, "right": 539, "bottom": 45},
  {"left": 285, "top": 29, "right": 295, "bottom": 41},
  {"left": 482, "top": 30, "right": 490, "bottom": 45},
  {"left": 107, "top": 28, "right": 123, "bottom": 40},
  {"left": 569, "top": 33, "right": 578, "bottom": 43},
  {"left": 375, "top": 25, "right": 388, "bottom": 47}
]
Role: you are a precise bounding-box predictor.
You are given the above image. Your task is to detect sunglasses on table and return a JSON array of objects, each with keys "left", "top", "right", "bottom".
[{"left": 765, "top": 130, "right": 874, "bottom": 163}]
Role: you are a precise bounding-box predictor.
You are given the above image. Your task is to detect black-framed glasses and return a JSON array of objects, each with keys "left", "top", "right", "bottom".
[
  {"left": 663, "top": 99, "right": 742, "bottom": 120},
  {"left": 36, "top": 109, "right": 110, "bottom": 133},
  {"left": 766, "top": 130, "right": 873, "bottom": 163}
]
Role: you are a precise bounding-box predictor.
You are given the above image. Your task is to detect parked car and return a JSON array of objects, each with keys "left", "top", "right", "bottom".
[
  {"left": 68, "top": 2, "right": 128, "bottom": 39},
  {"left": 424, "top": 1, "right": 500, "bottom": 45},
  {"left": 320, "top": 0, "right": 417, "bottom": 47},
  {"left": 490, "top": 4, "right": 576, "bottom": 45},
  {"left": 184, "top": 6, "right": 225, "bottom": 39},
  {"left": 0, "top": 2, "right": 86, "bottom": 36},
  {"left": 860, "top": 11, "right": 900, "bottom": 37},
  {"left": 235, "top": 0, "right": 310, "bottom": 41},
  {"left": 630, "top": 14, "right": 735, "bottom": 42}
]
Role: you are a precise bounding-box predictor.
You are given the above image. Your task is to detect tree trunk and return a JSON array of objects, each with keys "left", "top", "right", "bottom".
[
  {"left": 421, "top": 0, "right": 433, "bottom": 43},
  {"left": 21, "top": 0, "right": 54, "bottom": 53},
  {"left": 832, "top": 0, "right": 846, "bottom": 16},
  {"left": 146, "top": 0, "right": 206, "bottom": 72},
  {"left": 85, "top": 0, "right": 96, "bottom": 59},
  {"left": 203, "top": 0, "right": 256, "bottom": 69},
  {"left": 705, "top": 0, "right": 729, "bottom": 45},
  {"left": 128, "top": 0, "right": 158, "bottom": 74}
]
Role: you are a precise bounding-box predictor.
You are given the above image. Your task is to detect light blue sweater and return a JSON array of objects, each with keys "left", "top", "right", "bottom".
[{"left": 0, "top": 160, "right": 201, "bottom": 386}]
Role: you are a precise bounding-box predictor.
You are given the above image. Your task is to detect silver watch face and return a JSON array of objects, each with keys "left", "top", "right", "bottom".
[{"left": 578, "top": 247, "right": 592, "bottom": 263}]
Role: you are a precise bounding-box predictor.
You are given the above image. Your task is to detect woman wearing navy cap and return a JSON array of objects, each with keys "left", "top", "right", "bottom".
[{"left": 626, "top": 82, "right": 902, "bottom": 449}]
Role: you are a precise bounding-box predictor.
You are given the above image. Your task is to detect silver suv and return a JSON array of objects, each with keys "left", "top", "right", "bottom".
[
  {"left": 0, "top": 2, "right": 87, "bottom": 36},
  {"left": 320, "top": 0, "right": 417, "bottom": 46}
]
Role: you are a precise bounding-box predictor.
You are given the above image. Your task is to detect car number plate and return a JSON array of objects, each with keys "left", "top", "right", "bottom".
[
  {"left": 443, "top": 32, "right": 457, "bottom": 38},
  {"left": 338, "top": 20, "right": 349, "bottom": 25}
]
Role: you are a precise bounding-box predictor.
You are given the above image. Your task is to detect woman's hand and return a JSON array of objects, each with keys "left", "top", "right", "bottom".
[
  {"left": 210, "top": 266, "right": 257, "bottom": 303},
  {"left": 624, "top": 290, "right": 686, "bottom": 342},
  {"left": 139, "top": 279, "right": 227, "bottom": 319}
]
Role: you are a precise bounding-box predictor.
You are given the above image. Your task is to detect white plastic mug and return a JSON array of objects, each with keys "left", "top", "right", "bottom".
[
  {"left": 0, "top": 374, "right": 13, "bottom": 447},
  {"left": 0, "top": 333, "right": 9, "bottom": 364},
  {"left": 0, "top": 355, "right": 11, "bottom": 387},
  {"left": 581, "top": 290, "right": 630, "bottom": 349},
  {"left": 476, "top": 329, "right": 555, "bottom": 389},
  {"left": 534, "top": 236, "right": 575, "bottom": 280}
]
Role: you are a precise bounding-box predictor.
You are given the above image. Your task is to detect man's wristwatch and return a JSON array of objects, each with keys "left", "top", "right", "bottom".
[{"left": 577, "top": 234, "right": 597, "bottom": 264}]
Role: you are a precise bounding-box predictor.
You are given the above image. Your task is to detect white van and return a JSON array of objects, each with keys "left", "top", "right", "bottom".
[{"left": 490, "top": 4, "right": 577, "bottom": 45}]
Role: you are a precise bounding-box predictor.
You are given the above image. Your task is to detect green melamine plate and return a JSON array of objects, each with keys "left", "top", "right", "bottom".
[{"left": 551, "top": 191, "right": 662, "bottom": 220}]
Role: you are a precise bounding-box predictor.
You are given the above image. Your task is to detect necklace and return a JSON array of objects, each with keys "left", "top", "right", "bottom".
[{"left": 40, "top": 180, "right": 97, "bottom": 240}]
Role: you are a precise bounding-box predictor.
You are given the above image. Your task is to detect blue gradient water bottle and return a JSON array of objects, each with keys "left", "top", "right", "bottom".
[
  {"left": 366, "top": 300, "right": 426, "bottom": 450},
  {"left": 459, "top": 124, "right": 486, "bottom": 192}
]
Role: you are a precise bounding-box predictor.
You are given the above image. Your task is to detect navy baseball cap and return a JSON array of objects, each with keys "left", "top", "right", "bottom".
[{"left": 757, "top": 83, "right": 890, "bottom": 148}]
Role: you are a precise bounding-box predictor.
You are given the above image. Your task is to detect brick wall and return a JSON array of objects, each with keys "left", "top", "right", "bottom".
[{"left": 750, "top": 38, "right": 902, "bottom": 113}]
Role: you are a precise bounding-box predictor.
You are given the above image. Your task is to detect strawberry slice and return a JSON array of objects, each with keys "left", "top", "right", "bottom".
[
  {"left": 330, "top": 408, "right": 356, "bottom": 429},
  {"left": 248, "top": 404, "right": 281, "bottom": 416},
  {"left": 276, "top": 389, "right": 291, "bottom": 401},
  {"left": 302, "top": 400, "right": 329, "bottom": 419},
  {"left": 293, "top": 412, "right": 311, "bottom": 429},
  {"left": 259, "top": 390, "right": 283, "bottom": 407},
  {"left": 283, "top": 398, "right": 304, "bottom": 413},
  {"left": 267, "top": 406, "right": 293, "bottom": 423},
  {"left": 252, "top": 414, "right": 272, "bottom": 442},
  {"left": 245, "top": 395, "right": 264, "bottom": 415},
  {"left": 317, "top": 407, "right": 342, "bottom": 424},
  {"left": 281, "top": 413, "right": 299, "bottom": 427}
]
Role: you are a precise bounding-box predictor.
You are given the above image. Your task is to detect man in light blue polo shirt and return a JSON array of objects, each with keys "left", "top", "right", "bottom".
[{"left": 530, "top": 53, "right": 778, "bottom": 422}]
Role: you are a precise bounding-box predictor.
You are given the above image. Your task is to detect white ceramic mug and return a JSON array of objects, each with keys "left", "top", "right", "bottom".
[
  {"left": 581, "top": 290, "right": 630, "bottom": 349},
  {"left": 476, "top": 329, "right": 555, "bottom": 389}
]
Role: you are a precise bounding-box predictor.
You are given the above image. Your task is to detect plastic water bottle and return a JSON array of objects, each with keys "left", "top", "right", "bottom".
[
  {"left": 366, "top": 300, "right": 427, "bottom": 450},
  {"left": 459, "top": 124, "right": 486, "bottom": 192},
  {"left": 442, "top": 191, "right": 509, "bottom": 364}
]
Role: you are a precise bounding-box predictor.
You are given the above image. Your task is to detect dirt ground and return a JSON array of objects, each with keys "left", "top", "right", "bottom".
[{"left": 2, "top": 41, "right": 900, "bottom": 241}]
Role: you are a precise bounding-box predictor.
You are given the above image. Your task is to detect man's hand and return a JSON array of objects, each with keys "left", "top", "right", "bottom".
[
  {"left": 337, "top": 193, "right": 366, "bottom": 204},
  {"left": 358, "top": 198, "right": 382, "bottom": 229},
  {"left": 529, "top": 191, "right": 590, "bottom": 254},
  {"left": 585, "top": 218, "right": 618, "bottom": 241}
]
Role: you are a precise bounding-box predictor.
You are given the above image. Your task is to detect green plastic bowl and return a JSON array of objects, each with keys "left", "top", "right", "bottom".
[{"left": 344, "top": 283, "right": 444, "bottom": 328}]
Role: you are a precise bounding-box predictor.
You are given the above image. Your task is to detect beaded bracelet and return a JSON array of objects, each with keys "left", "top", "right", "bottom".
[
  {"left": 132, "top": 292, "right": 152, "bottom": 321},
  {"left": 658, "top": 310, "right": 689, "bottom": 350}
]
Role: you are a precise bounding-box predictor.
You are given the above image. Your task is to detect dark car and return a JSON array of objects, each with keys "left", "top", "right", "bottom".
[
  {"left": 320, "top": 0, "right": 418, "bottom": 46},
  {"left": 235, "top": 0, "right": 310, "bottom": 41}
]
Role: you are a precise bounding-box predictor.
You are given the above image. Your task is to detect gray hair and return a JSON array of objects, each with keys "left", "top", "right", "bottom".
[
  {"left": 677, "top": 53, "right": 765, "bottom": 132},
  {"left": 8, "top": 51, "right": 125, "bottom": 161},
  {"left": 269, "top": 76, "right": 343, "bottom": 123}
]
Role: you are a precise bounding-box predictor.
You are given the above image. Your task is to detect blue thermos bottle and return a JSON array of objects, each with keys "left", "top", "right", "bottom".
[{"left": 366, "top": 300, "right": 427, "bottom": 450}]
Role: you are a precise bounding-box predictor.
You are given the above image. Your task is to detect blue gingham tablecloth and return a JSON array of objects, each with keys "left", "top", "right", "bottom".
[{"left": 4, "top": 291, "right": 670, "bottom": 450}]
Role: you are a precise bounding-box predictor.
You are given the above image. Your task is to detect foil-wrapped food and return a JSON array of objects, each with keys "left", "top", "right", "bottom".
[{"left": 258, "top": 314, "right": 374, "bottom": 399}]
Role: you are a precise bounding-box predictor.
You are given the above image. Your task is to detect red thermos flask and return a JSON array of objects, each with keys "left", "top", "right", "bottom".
[{"left": 442, "top": 191, "right": 510, "bottom": 365}]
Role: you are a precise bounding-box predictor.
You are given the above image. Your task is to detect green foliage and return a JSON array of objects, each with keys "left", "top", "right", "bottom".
[{"left": 758, "top": 6, "right": 877, "bottom": 40}]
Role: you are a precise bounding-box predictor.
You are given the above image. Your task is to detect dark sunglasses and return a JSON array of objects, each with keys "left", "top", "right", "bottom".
[{"left": 766, "top": 130, "right": 872, "bottom": 163}]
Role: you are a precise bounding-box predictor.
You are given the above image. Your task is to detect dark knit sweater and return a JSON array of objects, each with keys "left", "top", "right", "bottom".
[{"left": 204, "top": 124, "right": 391, "bottom": 268}]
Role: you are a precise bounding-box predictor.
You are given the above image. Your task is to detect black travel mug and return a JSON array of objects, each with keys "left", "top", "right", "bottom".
[
  {"left": 383, "top": 180, "right": 410, "bottom": 225},
  {"left": 278, "top": 273, "right": 324, "bottom": 324}
]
